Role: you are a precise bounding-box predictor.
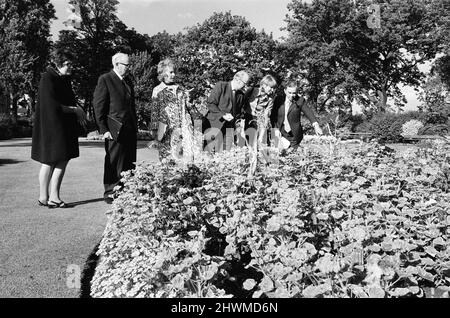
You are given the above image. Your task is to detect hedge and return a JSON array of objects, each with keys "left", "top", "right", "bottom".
[
  {"left": 354, "top": 111, "right": 450, "bottom": 143},
  {"left": 0, "top": 114, "right": 32, "bottom": 140}
]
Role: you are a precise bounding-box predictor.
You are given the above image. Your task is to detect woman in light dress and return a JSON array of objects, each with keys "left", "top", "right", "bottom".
[{"left": 150, "top": 58, "right": 198, "bottom": 162}]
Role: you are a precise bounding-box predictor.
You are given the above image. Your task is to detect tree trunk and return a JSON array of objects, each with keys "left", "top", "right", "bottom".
[
  {"left": 10, "top": 93, "right": 18, "bottom": 123},
  {"left": 0, "top": 92, "right": 8, "bottom": 114},
  {"left": 84, "top": 99, "right": 94, "bottom": 121},
  {"left": 29, "top": 90, "right": 36, "bottom": 113},
  {"left": 377, "top": 89, "right": 387, "bottom": 112}
]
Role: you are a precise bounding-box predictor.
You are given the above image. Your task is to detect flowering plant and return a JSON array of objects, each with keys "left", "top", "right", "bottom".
[
  {"left": 91, "top": 139, "right": 450, "bottom": 298},
  {"left": 401, "top": 120, "right": 424, "bottom": 137}
]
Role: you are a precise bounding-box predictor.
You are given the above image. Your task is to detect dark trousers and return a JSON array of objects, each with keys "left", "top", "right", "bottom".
[
  {"left": 202, "top": 117, "right": 237, "bottom": 152},
  {"left": 280, "top": 127, "right": 302, "bottom": 149},
  {"left": 103, "top": 130, "right": 137, "bottom": 197}
]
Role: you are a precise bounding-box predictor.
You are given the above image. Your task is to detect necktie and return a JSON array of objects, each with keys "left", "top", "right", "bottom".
[
  {"left": 122, "top": 79, "right": 131, "bottom": 95},
  {"left": 284, "top": 100, "right": 291, "bottom": 133}
]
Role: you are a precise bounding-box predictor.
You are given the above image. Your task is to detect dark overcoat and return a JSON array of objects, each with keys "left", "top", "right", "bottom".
[
  {"left": 93, "top": 70, "right": 137, "bottom": 196},
  {"left": 204, "top": 81, "right": 245, "bottom": 129},
  {"left": 31, "top": 67, "right": 79, "bottom": 164},
  {"left": 93, "top": 70, "right": 137, "bottom": 135},
  {"left": 271, "top": 94, "right": 318, "bottom": 147}
]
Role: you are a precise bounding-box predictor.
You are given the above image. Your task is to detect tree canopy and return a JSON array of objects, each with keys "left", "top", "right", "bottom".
[
  {"left": 0, "top": 0, "right": 55, "bottom": 118},
  {"left": 283, "top": 0, "right": 447, "bottom": 112},
  {"left": 1, "top": 0, "right": 448, "bottom": 121},
  {"left": 55, "top": 0, "right": 154, "bottom": 117},
  {"left": 172, "top": 12, "right": 279, "bottom": 100}
]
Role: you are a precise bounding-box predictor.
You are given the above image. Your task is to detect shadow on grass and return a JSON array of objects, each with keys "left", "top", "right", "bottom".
[
  {"left": 69, "top": 197, "right": 104, "bottom": 207},
  {"left": 78, "top": 141, "right": 105, "bottom": 148},
  {"left": 0, "top": 158, "right": 24, "bottom": 166},
  {"left": 79, "top": 242, "right": 100, "bottom": 298},
  {"left": 79, "top": 140, "right": 152, "bottom": 149},
  {"left": 0, "top": 143, "right": 32, "bottom": 148}
]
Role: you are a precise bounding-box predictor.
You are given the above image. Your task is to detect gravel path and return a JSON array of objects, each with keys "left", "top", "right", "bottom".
[{"left": 0, "top": 138, "right": 157, "bottom": 298}]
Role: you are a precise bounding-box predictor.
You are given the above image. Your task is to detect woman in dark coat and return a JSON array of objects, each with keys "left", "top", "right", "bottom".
[{"left": 31, "top": 49, "right": 87, "bottom": 208}]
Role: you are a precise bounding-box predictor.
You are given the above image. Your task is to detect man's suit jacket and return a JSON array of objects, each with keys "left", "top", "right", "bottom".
[
  {"left": 93, "top": 70, "right": 137, "bottom": 137},
  {"left": 271, "top": 94, "right": 318, "bottom": 147},
  {"left": 205, "top": 81, "right": 245, "bottom": 129}
]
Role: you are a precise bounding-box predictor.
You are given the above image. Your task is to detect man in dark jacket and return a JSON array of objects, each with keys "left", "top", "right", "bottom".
[
  {"left": 93, "top": 52, "right": 137, "bottom": 203},
  {"left": 202, "top": 70, "right": 250, "bottom": 152},
  {"left": 271, "top": 80, "right": 323, "bottom": 150}
]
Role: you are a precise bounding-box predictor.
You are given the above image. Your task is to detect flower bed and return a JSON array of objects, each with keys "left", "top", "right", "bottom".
[{"left": 91, "top": 139, "right": 450, "bottom": 298}]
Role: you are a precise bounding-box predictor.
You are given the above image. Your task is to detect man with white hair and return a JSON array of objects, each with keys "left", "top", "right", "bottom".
[
  {"left": 93, "top": 52, "right": 137, "bottom": 204},
  {"left": 203, "top": 70, "right": 250, "bottom": 152}
]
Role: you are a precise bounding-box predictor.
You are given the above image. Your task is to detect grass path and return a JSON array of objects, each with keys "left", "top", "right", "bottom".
[{"left": 0, "top": 138, "right": 157, "bottom": 297}]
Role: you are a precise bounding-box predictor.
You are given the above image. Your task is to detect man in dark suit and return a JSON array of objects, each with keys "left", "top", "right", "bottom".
[
  {"left": 271, "top": 80, "right": 323, "bottom": 150},
  {"left": 93, "top": 52, "right": 137, "bottom": 204},
  {"left": 202, "top": 70, "right": 250, "bottom": 152}
]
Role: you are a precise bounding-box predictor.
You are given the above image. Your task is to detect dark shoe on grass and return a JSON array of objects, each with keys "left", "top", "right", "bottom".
[{"left": 48, "top": 200, "right": 68, "bottom": 208}]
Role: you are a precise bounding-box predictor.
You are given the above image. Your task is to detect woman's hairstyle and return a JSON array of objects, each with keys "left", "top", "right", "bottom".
[
  {"left": 52, "top": 48, "right": 75, "bottom": 68},
  {"left": 260, "top": 74, "right": 277, "bottom": 88},
  {"left": 157, "top": 58, "right": 175, "bottom": 82}
]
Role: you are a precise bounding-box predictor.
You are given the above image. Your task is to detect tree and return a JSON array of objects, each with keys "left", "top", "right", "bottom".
[
  {"left": 55, "top": 0, "right": 155, "bottom": 120},
  {"left": 149, "top": 31, "right": 180, "bottom": 63},
  {"left": 418, "top": 71, "right": 449, "bottom": 115},
  {"left": 129, "top": 51, "right": 157, "bottom": 129},
  {"left": 280, "top": 0, "right": 360, "bottom": 113},
  {"left": 283, "top": 0, "right": 446, "bottom": 113},
  {"left": 0, "top": 0, "right": 55, "bottom": 118},
  {"left": 434, "top": 55, "right": 450, "bottom": 90},
  {"left": 55, "top": 0, "right": 120, "bottom": 119},
  {"left": 172, "top": 12, "right": 280, "bottom": 102},
  {"left": 113, "top": 20, "right": 152, "bottom": 54}
]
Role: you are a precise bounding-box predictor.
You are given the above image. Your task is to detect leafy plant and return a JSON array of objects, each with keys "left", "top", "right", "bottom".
[
  {"left": 91, "top": 133, "right": 450, "bottom": 298},
  {"left": 402, "top": 120, "right": 424, "bottom": 137}
]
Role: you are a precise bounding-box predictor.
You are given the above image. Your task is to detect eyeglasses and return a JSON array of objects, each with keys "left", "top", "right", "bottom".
[
  {"left": 118, "top": 62, "right": 130, "bottom": 67},
  {"left": 238, "top": 78, "right": 249, "bottom": 87}
]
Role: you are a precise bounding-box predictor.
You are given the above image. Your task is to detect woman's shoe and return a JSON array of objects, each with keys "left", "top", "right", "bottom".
[
  {"left": 48, "top": 200, "right": 67, "bottom": 208},
  {"left": 38, "top": 200, "right": 48, "bottom": 207}
]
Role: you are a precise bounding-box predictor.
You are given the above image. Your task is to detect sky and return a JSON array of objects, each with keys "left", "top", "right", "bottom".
[
  {"left": 51, "top": 0, "right": 292, "bottom": 40},
  {"left": 50, "top": 0, "right": 425, "bottom": 112}
]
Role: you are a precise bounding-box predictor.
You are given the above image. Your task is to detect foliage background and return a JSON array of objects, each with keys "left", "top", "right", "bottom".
[{"left": 1, "top": 0, "right": 448, "bottom": 132}]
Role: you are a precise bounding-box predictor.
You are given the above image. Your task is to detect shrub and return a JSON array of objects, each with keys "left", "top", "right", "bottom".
[
  {"left": 401, "top": 120, "right": 424, "bottom": 137},
  {"left": 136, "top": 101, "right": 152, "bottom": 130},
  {"left": 420, "top": 112, "right": 449, "bottom": 125},
  {"left": 365, "top": 112, "right": 404, "bottom": 143},
  {"left": 354, "top": 111, "right": 449, "bottom": 142},
  {"left": 419, "top": 124, "right": 450, "bottom": 136},
  {"left": 316, "top": 112, "right": 355, "bottom": 137},
  {"left": 91, "top": 140, "right": 450, "bottom": 298},
  {"left": 354, "top": 119, "right": 371, "bottom": 134},
  {"left": 0, "top": 113, "right": 15, "bottom": 140}
]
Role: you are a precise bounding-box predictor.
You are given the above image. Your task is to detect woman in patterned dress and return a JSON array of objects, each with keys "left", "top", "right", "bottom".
[{"left": 150, "top": 59, "right": 196, "bottom": 162}]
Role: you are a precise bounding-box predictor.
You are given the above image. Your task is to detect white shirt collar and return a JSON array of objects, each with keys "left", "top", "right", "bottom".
[{"left": 113, "top": 69, "right": 123, "bottom": 81}]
